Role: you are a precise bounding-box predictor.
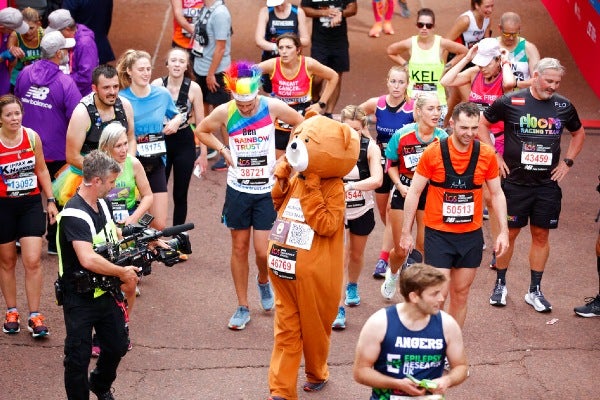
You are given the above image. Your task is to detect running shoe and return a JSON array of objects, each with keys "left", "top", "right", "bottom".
[
  {"left": 344, "top": 283, "right": 360, "bottom": 306},
  {"left": 489, "top": 279, "right": 507, "bottom": 306},
  {"left": 369, "top": 21, "right": 382, "bottom": 38},
  {"left": 90, "top": 381, "right": 115, "bottom": 400},
  {"left": 28, "top": 314, "right": 49, "bottom": 338},
  {"left": 489, "top": 251, "right": 497, "bottom": 270},
  {"left": 228, "top": 306, "right": 251, "bottom": 330},
  {"left": 332, "top": 306, "right": 346, "bottom": 330},
  {"left": 268, "top": 397, "right": 286, "bottom": 400},
  {"left": 372, "top": 258, "right": 388, "bottom": 279},
  {"left": 91, "top": 345, "right": 101, "bottom": 358},
  {"left": 206, "top": 148, "right": 219, "bottom": 160},
  {"left": 524, "top": 286, "right": 552, "bottom": 312},
  {"left": 398, "top": 0, "right": 411, "bottom": 18},
  {"left": 47, "top": 242, "right": 58, "bottom": 255},
  {"left": 3, "top": 310, "right": 20, "bottom": 334},
  {"left": 381, "top": 268, "right": 399, "bottom": 300},
  {"left": 401, "top": 249, "right": 423, "bottom": 273},
  {"left": 483, "top": 207, "right": 490, "bottom": 220},
  {"left": 574, "top": 294, "right": 600, "bottom": 317},
  {"left": 211, "top": 157, "right": 228, "bottom": 171},
  {"left": 303, "top": 380, "right": 328, "bottom": 392},
  {"left": 257, "top": 277, "right": 274, "bottom": 311}
]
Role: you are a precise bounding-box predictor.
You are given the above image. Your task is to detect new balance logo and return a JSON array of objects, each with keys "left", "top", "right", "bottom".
[{"left": 25, "top": 86, "right": 50, "bottom": 100}]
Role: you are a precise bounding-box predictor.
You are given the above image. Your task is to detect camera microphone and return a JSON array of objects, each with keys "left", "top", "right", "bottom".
[{"left": 161, "top": 223, "right": 195, "bottom": 237}]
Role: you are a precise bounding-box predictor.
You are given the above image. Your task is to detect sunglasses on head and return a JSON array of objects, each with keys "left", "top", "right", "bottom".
[{"left": 416, "top": 22, "right": 434, "bottom": 29}]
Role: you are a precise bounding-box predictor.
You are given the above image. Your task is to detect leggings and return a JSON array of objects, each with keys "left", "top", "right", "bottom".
[
  {"left": 165, "top": 126, "right": 196, "bottom": 225},
  {"left": 372, "top": 0, "right": 394, "bottom": 22}
]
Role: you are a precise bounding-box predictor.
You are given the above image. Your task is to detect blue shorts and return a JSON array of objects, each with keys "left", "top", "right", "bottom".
[
  {"left": 503, "top": 181, "right": 562, "bottom": 229},
  {"left": 346, "top": 208, "right": 376, "bottom": 236},
  {"left": 221, "top": 186, "right": 276, "bottom": 230},
  {"left": 0, "top": 194, "right": 46, "bottom": 244},
  {"left": 424, "top": 227, "right": 483, "bottom": 269}
]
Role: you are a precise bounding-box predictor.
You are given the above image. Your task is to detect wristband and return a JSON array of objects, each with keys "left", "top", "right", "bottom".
[{"left": 47, "top": 197, "right": 57, "bottom": 204}]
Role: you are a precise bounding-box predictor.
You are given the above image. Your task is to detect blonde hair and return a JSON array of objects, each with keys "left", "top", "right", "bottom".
[
  {"left": 21, "top": 7, "right": 40, "bottom": 24},
  {"left": 413, "top": 92, "right": 439, "bottom": 121},
  {"left": 116, "top": 49, "right": 151, "bottom": 89},
  {"left": 340, "top": 105, "right": 370, "bottom": 137},
  {"left": 98, "top": 122, "right": 127, "bottom": 155}
]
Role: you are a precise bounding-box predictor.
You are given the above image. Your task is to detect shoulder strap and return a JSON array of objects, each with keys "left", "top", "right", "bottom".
[
  {"left": 357, "top": 136, "right": 371, "bottom": 181},
  {"left": 58, "top": 208, "right": 96, "bottom": 235},
  {"left": 176, "top": 77, "right": 191, "bottom": 109}
]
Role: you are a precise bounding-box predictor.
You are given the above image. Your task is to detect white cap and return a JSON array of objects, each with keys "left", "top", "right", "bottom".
[
  {"left": 41, "top": 31, "right": 76, "bottom": 56},
  {"left": 267, "top": 0, "right": 285, "bottom": 7},
  {"left": 472, "top": 38, "right": 501, "bottom": 67},
  {"left": 47, "top": 9, "right": 76, "bottom": 31},
  {"left": 0, "top": 7, "right": 30, "bottom": 35}
]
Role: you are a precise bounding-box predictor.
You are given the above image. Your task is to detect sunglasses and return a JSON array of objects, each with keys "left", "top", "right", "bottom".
[
  {"left": 501, "top": 30, "right": 519, "bottom": 38},
  {"left": 416, "top": 22, "right": 434, "bottom": 29}
]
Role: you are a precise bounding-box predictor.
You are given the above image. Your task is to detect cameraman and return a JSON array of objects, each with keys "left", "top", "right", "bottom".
[{"left": 57, "top": 150, "right": 140, "bottom": 400}]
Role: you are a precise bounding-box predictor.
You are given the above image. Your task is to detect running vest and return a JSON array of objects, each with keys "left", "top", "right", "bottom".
[
  {"left": 469, "top": 71, "right": 505, "bottom": 134},
  {"left": 81, "top": 94, "right": 129, "bottom": 156},
  {"left": 0, "top": 127, "right": 39, "bottom": 197},
  {"left": 371, "top": 306, "right": 446, "bottom": 400},
  {"left": 271, "top": 56, "right": 312, "bottom": 108},
  {"left": 172, "top": 0, "right": 205, "bottom": 49},
  {"left": 57, "top": 198, "right": 117, "bottom": 298},
  {"left": 374, "top": 95, "right": 415, "bottom": 146},
  {"left": 429, "top": 139, "right": 481, "bottom": 225},
  {"left": 457, "top": 10, "right": 489, "bottom": 48},
  {"left": 504, "top": 37, "right": 530, "bottom": 83},
  {"left": 10, "top": 27, "right": 43, "bottom": 85},
  {"left": 161, "top": 76, "right": 192, "bottom": 130},
  {"left": 226, "top": 96, "right": 276, "bottom": 194},
  {"left": 344, "top": 136, "right": 374, "bottom": 218},
  {"left": 263, "top": 5, "right": 299, "bottom": 59},
  {"left": 106, "top": 154, "right": 136, "bottom": 223},
  {"left": 408, "top": 35, "right": 446, "bottom": 104}
]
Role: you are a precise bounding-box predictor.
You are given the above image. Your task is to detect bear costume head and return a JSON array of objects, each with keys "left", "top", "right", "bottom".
[{"left": 286, "top": 113, "right": 360, "bottom": 179}]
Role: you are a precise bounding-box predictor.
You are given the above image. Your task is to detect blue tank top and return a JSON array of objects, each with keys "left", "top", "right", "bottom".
[
  {"left": 374, "top": 95, "right": 415, "bottom": 146},
  {"left": 371, "top": 305, "right": 446, "bottom": 399}
]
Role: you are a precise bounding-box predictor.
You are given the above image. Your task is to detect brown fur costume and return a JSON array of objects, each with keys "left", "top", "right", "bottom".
[{"left": 267, "top": 114, "right": 359, "bottom": 399}]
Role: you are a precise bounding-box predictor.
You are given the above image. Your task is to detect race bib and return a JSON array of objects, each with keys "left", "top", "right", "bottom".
[
  {"left": 137, "top": 133, "right": 166, "bottom": 157},
  {"left": 442, "top": 192, "right": 474, "bottom": 224},
  {"left": 236, "top": 156, "right": 269, "bottom": 186},
  {"left": 268, "top": 243, "right": 297, "bottom": 279},
  {"left": 6, "top": 174, "right": 37, "bottom": 196},
  {"left": 521, "top": 142, "right": 552, "bottom": 167},
  {"left": 282, "top": 198, "right": 305, "bottom": 222},
  {"left": 110, "top": 200, "right": 129, "bottom": 224},
  {"left": 345, "top": 188, "right": 365, "bottom": 209}
]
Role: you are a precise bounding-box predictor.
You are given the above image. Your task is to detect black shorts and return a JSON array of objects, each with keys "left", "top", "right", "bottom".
[
  {"left": 503, "top": 181, "right": 562, "bottom": 229},
  {"left": 310, "top": 44, "right": 350, "bottom": 73},
  {"left": 222, "top": 186, "right": 276, "bottom": 230},
  {"left": 0, "top": 194, "right": 46, "bottom": 243},
  {"left": 424, "top": 227, "right": 484, "bottom": 269},
  {"left": 140, "top": 157, "right": 168, "bottom": 193},
  {"left": 346, "top": 208, "right": 376, "bottom": 236},
  {"left": 195, "top": 72, "right": 230, "bottom": 106},
  {"left": 390, "top": 176, "right": 428, "bottom": 210}
]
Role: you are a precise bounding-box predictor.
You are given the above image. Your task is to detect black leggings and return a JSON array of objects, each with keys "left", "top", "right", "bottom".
[{"left": 165, "top": 126, "right": 196, "bottom": 225}]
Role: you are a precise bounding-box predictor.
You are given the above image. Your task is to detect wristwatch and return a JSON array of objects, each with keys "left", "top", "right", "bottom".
[
  {"left": 563, "top": 158, "right": 574, "bottom": 167},
  {"left": 318, "top": 102, "right": 326, "bottom": 109},
  {"left": 47, "top": 197, "right": 57, "bottom": 204}
]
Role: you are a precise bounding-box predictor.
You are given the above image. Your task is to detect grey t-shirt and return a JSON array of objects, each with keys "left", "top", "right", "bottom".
[{"left": 193, "top": 1, "right": 232, "bottom": 76}]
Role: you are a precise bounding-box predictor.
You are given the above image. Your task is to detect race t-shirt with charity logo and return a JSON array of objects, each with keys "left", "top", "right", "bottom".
[
  {"left": 226, "top": 96, "right": 276, "bottom": 194},
  {"left": 371, "top": 306, "right": 446, "bottom": 400},
  {"left": 483, "top": 89, "right": 582, "bottom": 186}
]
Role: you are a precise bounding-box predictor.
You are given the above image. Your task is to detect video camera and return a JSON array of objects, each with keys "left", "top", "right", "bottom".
[
  {"left": 94, "top": 213, "right": 194, "bottom": 277},
  {"left": 65, "top": 214, "right": 195, "bottom": 296}
]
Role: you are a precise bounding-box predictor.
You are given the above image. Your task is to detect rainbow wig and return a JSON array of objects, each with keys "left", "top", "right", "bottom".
[{"left": 224, "top": 61, "right": 262, "bottom": 101}]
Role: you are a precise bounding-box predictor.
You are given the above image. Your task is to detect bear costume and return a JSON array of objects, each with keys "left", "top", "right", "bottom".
[{"left": 267, "top": 113, "right": 359, "bottom": 399}]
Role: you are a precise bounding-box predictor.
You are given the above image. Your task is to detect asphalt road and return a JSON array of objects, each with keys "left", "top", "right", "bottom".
[{"left": 1, "top": 1, "right": 599, "bottom": 399}]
